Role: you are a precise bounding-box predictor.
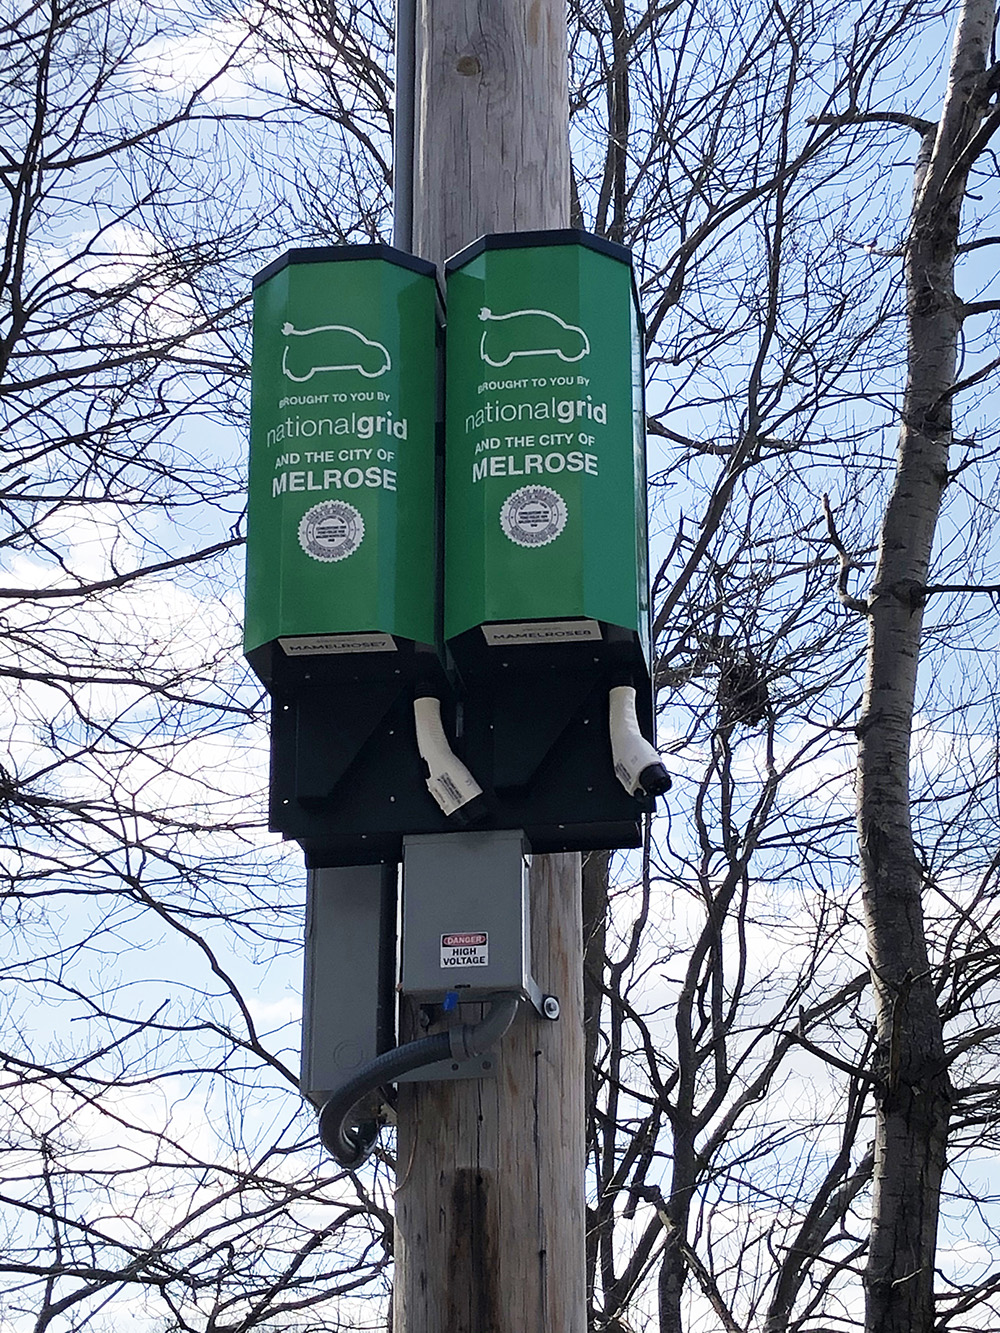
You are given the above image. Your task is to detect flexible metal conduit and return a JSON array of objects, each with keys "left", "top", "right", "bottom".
[{"left": 318, "top": 996, "right": 521, "bottom": 1167}]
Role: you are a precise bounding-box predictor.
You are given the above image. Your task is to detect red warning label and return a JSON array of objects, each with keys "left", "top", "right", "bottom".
[{"left": 440, "top": 932, "right": 489, "bottom": 968}]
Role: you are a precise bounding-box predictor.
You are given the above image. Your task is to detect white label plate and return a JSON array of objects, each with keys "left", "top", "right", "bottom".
[
  {"left": 280, "top": 633, "right": 397, "bottom": 656},
  {"left": 482, "top": 619, "right": 601, "bottom": 647},
  {"left": 440, "top": 932, "right": 489, "bottom": 969}
]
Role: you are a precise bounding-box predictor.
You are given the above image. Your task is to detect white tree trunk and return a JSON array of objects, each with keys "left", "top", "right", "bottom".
[{"left": 858, "top": 2, "right": 997, "bottom": 1328}]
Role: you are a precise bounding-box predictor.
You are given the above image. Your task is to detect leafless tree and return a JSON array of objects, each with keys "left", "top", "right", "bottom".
[
  {"left": 571, "top": 0, "right": 1000, "bottom": 1328},
  {"left": 0, "top": 0, "right": 399, "bottom": 1327},
  {"left": 4, "top": 0, "right": 1000, "bottom": 1330}
]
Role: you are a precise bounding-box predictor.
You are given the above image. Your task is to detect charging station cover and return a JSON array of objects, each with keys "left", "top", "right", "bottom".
[
  {"left": 444, "top": 232, "right": 649, "bottom": 664},
  {"left": 245, "top": 247, "right": 438, "bottom": 674}
]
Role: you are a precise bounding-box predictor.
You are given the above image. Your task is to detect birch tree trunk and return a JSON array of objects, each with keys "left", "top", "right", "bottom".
[{"left": 856, "top": 3, "right": 1000, "bottom": 1328}]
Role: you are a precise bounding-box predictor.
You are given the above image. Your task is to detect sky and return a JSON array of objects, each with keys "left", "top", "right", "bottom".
[{"left": 3, "top": 0, "right": 1000, "bottom": 1329}]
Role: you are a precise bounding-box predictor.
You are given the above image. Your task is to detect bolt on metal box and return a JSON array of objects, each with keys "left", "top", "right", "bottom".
[{"left": 401, "top": 830, "right": 533, "bottom": 1002}]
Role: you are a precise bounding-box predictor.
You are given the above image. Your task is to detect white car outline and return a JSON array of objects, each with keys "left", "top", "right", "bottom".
[
  {"left": 280, "top": 321, "right": 392, "bottom": 381},
  {"left": 478, "top": 306, "right": 591, "bottom": 367}
]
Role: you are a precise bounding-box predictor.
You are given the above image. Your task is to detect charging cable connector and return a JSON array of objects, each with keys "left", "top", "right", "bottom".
[
  {"left": 413, "top": 694, "right": 487, "bottom": 825},
  {"left": 609, "top": 685, "right": 671, "bottom": 799}
]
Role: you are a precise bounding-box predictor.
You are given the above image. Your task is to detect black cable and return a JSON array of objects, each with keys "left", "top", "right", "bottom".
[
  {"left": 317, "top": 996, "right": 521, "bottom": 1167},
  {"left": 318, "top": 1031, "right": 452, "bottom": 1167}
]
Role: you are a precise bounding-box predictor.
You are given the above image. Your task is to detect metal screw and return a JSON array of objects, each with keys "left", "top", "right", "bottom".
[{"left": 542, "top": 996, "right": 560, "bottom": 1020}]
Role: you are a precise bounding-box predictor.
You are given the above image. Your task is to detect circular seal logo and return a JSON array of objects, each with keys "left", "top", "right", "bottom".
[
  {"left": 298, "top": 501, "right": 365, "bottom": 562},
  {"left": 499, "top": 486, "right": 568, "bottom": 548}
]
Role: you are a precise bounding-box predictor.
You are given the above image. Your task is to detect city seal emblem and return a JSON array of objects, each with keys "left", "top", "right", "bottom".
[
  {"left": 499, "top": 485, "right": 568, "bottom": 548},
  {"left": 298, "top": 500, "right": 365, "bottom": 562}
]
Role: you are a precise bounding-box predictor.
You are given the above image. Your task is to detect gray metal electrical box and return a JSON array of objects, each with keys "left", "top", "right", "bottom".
[
  {"left": 401, "top": 830, "right": 534, "bottom": 1001},
  {"left": 300, "top": 864, "right": 396, "bottom": 1108}
]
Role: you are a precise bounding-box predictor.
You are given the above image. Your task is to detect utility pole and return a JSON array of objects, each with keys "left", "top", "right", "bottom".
[{"left": 392, "top": 0, "right": 587, "bottom": 1328}]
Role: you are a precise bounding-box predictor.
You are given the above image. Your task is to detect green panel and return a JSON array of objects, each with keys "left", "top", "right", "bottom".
[
  {"left": 444, "top": 238, "right": 645, "bottom": 645},
  {"left": 244, "top": 252, "right": 437, "bottom": 657},
  {"left": 630, "top": 286, "right": 651, "bottom": 666}
]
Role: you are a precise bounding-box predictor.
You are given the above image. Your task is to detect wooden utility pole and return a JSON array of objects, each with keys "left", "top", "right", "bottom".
[{"left": 392, "top": 2, "right": 586, "bottom": 1329}]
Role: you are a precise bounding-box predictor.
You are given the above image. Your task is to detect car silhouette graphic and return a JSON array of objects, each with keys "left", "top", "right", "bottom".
[
  {"left": 478, "top": 306, "right": 590, "bottom": 367},
  {"left": 281, "top": 322, "right": 391, "bottom": 381}
]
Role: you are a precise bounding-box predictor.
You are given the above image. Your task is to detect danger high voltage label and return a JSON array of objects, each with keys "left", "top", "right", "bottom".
[{"left": 440, "top": 932, "right": 489, "bottom": 968}]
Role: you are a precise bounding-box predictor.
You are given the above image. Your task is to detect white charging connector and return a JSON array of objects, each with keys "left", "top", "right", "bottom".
[
  {"left": 413, "top": 695, "right": 486, "bottom": 823},
  {"left": 609, "top": 685, "right": 671, "bottom": 799}
]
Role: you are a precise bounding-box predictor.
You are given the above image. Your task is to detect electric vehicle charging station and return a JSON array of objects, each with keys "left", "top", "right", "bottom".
[
  {"left": 246, "top": 245, "right": 472, "bottom": 867},
  {"left": 443, "top": 231, "right": 669, "bottom": 850},
  {"left": 244, "top": 234, "right": 668, "bottom": 1165}
]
